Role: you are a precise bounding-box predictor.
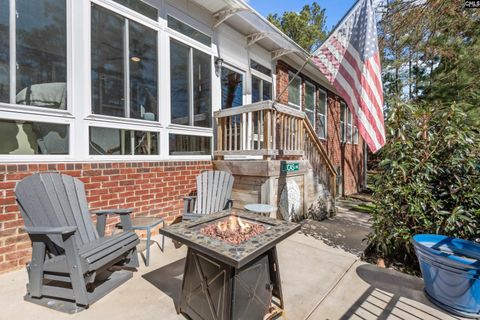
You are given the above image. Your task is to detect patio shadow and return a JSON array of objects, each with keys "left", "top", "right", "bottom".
[
  {"left": 142, "top": 258, "right": 185, "bottom": 312},
  {"left": 338, "top": 264, "right": 462, "bottom": 320}
]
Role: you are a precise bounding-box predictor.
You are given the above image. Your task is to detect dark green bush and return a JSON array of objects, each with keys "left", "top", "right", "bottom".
[{"left": 368, "top": 102, "right": 480, "bottom": 264}]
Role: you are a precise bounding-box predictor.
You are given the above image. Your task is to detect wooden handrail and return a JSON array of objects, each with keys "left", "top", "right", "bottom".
[
  {"left": 302, "top": 118, "right": 337, "bottom": 198},
  {"left": 214, "top": 101, "right": 337, "bottom": 198}
]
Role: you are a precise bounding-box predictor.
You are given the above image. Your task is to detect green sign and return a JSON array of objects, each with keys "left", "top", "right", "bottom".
[{"left": 281, "top": 162, "right": 299, "bottom": 172}]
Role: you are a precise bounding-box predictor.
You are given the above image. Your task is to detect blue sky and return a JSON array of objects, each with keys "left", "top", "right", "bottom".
[{"left": 248, "top": 0, "right": 357, "bottom": 30}]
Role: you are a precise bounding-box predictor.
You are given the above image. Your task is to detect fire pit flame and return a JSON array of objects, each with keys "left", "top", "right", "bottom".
[{"left": 201, "top": 214, "right": 266, "bottom": 245}]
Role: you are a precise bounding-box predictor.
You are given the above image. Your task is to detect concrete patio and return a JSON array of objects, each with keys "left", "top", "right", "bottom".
[{"left": 0, "top": 222, "right": 462, "bottom": 320}]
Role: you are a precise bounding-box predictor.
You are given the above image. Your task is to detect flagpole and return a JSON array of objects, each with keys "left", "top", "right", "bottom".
[{"left": 274, "top": 0, "right": 364, "bottom": 105}]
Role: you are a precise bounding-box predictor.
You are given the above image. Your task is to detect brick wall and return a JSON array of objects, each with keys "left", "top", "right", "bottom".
[
  {"left": 276, "top": 60, "right": 365, "bottom": 196},
  {"left": 0, "top": 160, "right": 212, "bottom": 274}
]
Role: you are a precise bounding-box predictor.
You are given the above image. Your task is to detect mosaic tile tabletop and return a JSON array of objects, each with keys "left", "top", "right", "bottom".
[{"left": 160, "top": 210, "right": 300, "bottom": 268}]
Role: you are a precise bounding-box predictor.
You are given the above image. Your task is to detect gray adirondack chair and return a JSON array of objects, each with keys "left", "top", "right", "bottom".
[
  {"left": 183, "top": 170, "right": 234, "bottom": 220},
  {"left": 15, "top": 172, "right": 140, "bottom": 313}
]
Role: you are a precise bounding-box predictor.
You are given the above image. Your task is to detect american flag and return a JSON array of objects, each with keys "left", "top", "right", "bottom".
[{"left": 312, "top": 0, "right": 385, "bottom": 153}]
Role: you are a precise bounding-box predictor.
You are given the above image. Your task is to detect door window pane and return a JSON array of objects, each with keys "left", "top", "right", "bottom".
[
  {"left": 0, "top": 0, "right": 8, "bottom": 102},
  {"left": 16, "top": 0, "right": 67, "bottom": 109},
  {"left": 169, "top": 134, "right": 211, "bottom": 155},
  {"left": 193, "top": 49, "right": 211, "bottom": 127},
  {"left": 89, "top": 126, "right": 158, "bottom": 155},
  {"left": 263, "top": 81, "right": 272, "bottom": 101},
  {"left": 221, "top": 67, "right": 243, "bottom": 109},
  {"left": 129, "top": 20, "right": 157, "bottom": 121},
  {"left": 91, "top": 6, "right": 125, "bottom": 117},
  {"left": 252, "top": 76, "right": 261, "bottom": 103},
  {"left": 288, "top": 72, "right": 301, "bottom": 107},
  {"left": 170, "top": 40, "right": 189, "bottom": 125},
  {"left": 0, "top": 119, "right": 68, "bottom": 154}
]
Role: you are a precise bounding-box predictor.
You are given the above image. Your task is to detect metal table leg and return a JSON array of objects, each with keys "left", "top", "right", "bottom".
[{"left": 145, "top": 228, "right": 151, "bottom": 267}]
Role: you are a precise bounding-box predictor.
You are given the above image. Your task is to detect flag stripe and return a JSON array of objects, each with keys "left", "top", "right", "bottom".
[
  {"left": 328, "top": 38, "right": 386, "bottom": 143},
  {"left": 312, "top": 0, "right": 385, "bottom": 153}
]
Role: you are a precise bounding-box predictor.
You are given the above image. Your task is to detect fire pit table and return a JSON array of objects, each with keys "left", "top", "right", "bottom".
[{"left": 160, "top": 210, "right": 300, "bottom": 320}]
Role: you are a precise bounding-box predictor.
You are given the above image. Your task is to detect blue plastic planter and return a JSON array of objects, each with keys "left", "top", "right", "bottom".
[{"left": 412, "top": 234, "right": 480, "bottom": 318}]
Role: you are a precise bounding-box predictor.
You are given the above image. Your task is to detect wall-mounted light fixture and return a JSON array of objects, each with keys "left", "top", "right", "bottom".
[
  {"left": 131, "top": 56, "right": 141, "bottom": 63},
  {"left": 215, "top": 57, "right": 224, "bottom": 77}
]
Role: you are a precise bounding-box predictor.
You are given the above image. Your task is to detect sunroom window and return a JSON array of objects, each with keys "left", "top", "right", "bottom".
[
  {"left": 169, "top": 134, "right": 211, "bottom": 156},
  {"left": 112, "top": 0, "right": 158, "bottom": 20},
  {"left": 170, "top": 39, "right": 211, "bottom": 127},
  {"left": 0, "top": 119, "right": 68, "bottom": 155},
  {"left": 89, "top": 127, "right": 158, "bottom": 155},
  {"left": 288, "top": 71, "right": 301, "bottom": 108},
  {"left": 0, "top": 0, "right": 9, "bottom": 103},
  {"left": 317, "top": 90, "right": 327, "bottom": 139},
  {"left": 167, "top": 15, "right": 211, "bottom": 47},
  {"left": 305, "top": 81, "right": 315, "bottom": 127},
  {"left": 0, "top": 0, "right": 67, "bottom": 108},
  {"left": 91, "top": 4, "right": 158, "bottom": 121}
]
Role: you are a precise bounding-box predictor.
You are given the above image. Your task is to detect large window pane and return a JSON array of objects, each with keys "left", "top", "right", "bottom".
[
  {"left": 167, "top": 16, "right": 211, "bottom": 47},
  {"left": 16, "top": 0, "right": 67, "bottom": 109},
  {"left": 288, "top": 72, "right": 301, "bottom": 107},
  {"left": 221, "top": 67, "right": 243, "bottom": 109},
  {"left": 129, "top": 20, "right": 157, "bottom": 121},
  {"left": 91, "top": 6, "right": 125, "bottom": 117},
  {"left": 347, "top": 108, "right": 353, "bottom": 143},
  {"left": 112, "top": 0, "right": 158, "bottom": 20},
  {"left": 169, "top": 134, "right": 211, "bottom": 155},
  {"left": 0, "top": 119, "right": 68, "bottom": 154},
  {"left": 193, "top": 49, "right": 211, "bottom": 127},
  {"left": 0, "top": 0, "right": 8, "bottom": 103},
  {"left": 170, "top": 40, "right": 189, "bottom": 125},
  {"left": 89, "top": 126, "right": 158, "bottom": 155}
]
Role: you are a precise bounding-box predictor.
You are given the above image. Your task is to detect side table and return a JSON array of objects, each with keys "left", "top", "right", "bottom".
[
  {"left": 117, "top": 216, "right": 165, "bottom": 266},
  {"left": 244, "top": 203, "right": 278, "bottom": 218}
]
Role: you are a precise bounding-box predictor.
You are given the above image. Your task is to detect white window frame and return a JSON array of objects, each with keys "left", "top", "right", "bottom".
[
  {"left": 164, "top": 10, "right": 215, "bottom": 159},
  {"left": 287, "top": 71, "right": 302, "bottom": 109},
  {"left": 353, "top": 125, "right": 359, "bottom": 145},
  {"left": 89, "top": 1, "right": 161, "bottom": 123},
  {"left": 317, "top": 89, "right": 327, "bottom": 140},
  {"left": 0, "top": 0, "right": 75, "bottom": 162},
  {"left": 304, "top": 80, "right": 316, "bottom": 128},
  {"left": 85, "top": 0, "right": 166, "bottom": 160},
  {"left": 251, "top": 74, "right": 272, "bottom": 104}
]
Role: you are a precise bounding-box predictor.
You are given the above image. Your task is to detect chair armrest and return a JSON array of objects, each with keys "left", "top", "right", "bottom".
[
  {"left": 94, "top": 209, "right": 134, "bottom": 237},
  {"left": 24, "top": 226, "right": 77, "bottom": 235},
  {"left": 93, "top": 208, "right": 133, "bottom": 215},
  {"left": 183, "top": 196, "right": 197, "bottom": 200}
]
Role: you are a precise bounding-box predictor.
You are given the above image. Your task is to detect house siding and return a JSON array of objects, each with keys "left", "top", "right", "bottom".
[{"left": 0, "top": 160, "right": 212, "bottom": 274}]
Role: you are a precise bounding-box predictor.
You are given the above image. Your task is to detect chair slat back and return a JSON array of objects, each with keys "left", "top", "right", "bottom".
[
  {"left": 194, "top": 171, "right": 234, "bottom": 215},
  {"left": 15, "top": 173, "right": 99, "bottom": 254}
]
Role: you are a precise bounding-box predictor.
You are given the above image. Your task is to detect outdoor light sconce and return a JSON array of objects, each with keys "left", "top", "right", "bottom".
[{"left": 215, "top": 57, "right": 224, "bottom": 77}]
